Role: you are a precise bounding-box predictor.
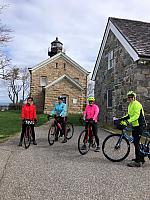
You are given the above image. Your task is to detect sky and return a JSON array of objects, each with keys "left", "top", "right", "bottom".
[{"left": 0, "top": 0, "right": 150, "bottom": 103}]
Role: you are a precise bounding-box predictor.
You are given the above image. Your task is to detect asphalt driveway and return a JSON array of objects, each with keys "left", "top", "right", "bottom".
[{"left": 0, "top": 124, "right": 149, "bottom": 200}]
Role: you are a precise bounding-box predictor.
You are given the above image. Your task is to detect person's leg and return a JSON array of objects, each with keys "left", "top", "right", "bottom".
[
  {"left": 31, "top": 124, "right": 37, "bottom": 145},
  {"left": 132, "top": 126, "right": 144, "bottom": 163},
  {"left": 19, "top": 123, "right": 26, "bottom": 146},
  {"left": 127, "top": 126, "right": 145, "bottom": 167},
  {"left": 92, "top": 122, "right": 100, "bottom": 152},
  {"left": 61, "top": 117, "right": 67, "bottom": 143}
]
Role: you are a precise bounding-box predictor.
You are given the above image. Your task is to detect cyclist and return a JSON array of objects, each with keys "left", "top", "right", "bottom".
[
  {"left": 49, "top": 96, "right": 68, "bottom": 143},
  {"left": 82, "top": 96, "right": 100, "bottom": 152},
  {"left": 121, "top": 91, "right": 146, "bottom": 167},
  {"left": 18, "top": 97, "right": 37, "bottom": 146}
]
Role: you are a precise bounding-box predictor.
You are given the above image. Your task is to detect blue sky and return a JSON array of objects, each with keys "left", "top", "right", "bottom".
[{"left": 0, "top": 0, "right": 150, "bottom": 103}]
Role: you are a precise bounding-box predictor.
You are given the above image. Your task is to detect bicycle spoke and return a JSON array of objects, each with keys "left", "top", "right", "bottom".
[{"left": 102, "top": 134, "right": 130, "bottom": 162}]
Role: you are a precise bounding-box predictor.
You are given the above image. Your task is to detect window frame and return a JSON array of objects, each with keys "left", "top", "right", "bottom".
[
  {"left": 108, "top": 50, "right": 114, "bottom": 70},
  {"left": 40, "top": 76, "right": 47, "bottom": 87}
]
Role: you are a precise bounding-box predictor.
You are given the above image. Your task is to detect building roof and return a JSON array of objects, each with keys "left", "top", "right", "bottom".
[
  {"left": 29, "top": 52, "right": 90, "bottom": 75},
  {"left": 92, "top": 17, "right": 150, "bottom": 80},
  {"left": 110, "top": 17, "right": 150, "bottom": 58},
  {"left": 45, "top": 74, "right": 84, "bottom": 91}
]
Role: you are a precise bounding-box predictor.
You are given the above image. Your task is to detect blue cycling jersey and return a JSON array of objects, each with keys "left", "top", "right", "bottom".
[{"left": 51, "top": 102, "right": 67, "bottom": 117}]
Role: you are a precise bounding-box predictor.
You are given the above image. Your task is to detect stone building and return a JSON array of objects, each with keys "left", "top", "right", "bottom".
[
  {"left": 29, "top": 37, "right": 89, "bottom": 113},
  {"left": 92, "top": 17, "right": 150, "bottom": 123}
]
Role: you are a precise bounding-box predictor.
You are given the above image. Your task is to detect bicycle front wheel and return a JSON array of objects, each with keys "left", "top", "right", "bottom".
[
  {"left": 102, "top": 134, "right": 130, "bottom": 162},
  {"left": 66, "top": 122, "right": 74, "bottom": 140},
  {"left": 24, "top": 126, "right": 31, "bottom": 149},
  {"left": 48, "top": 126, "right": 56, "bottom": 145},
  {"left": 78, "top": 130, "right": 90, "bottom": 155}
]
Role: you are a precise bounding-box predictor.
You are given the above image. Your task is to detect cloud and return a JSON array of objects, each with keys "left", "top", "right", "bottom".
[{"left": 1, "top": 0, "right": 150, "bottom": 102}]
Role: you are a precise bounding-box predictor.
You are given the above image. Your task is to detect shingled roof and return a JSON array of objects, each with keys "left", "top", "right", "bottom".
[
  {"left": 109, "top": 17, "right": 150, "bottom": 58},
  {"left": 92, "top": 17, "right": 150, "bottom": 80}
]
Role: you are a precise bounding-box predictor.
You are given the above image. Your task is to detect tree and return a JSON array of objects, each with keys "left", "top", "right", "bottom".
[
  {"left": 20, "top": 67, "right": 30, "bottom": 101},
  {"left": 0, "top": 5, "right": 12, "bottom": 79},
  {"left": 7, "top": 66, "right": 22, "bottom": 104}
]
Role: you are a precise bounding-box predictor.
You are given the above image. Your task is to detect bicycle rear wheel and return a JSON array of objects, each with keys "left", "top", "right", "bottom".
[
  {"left": 78, "top": 130, "right": 90, "bottom": 155},
  {"left": 66, "top": 122, "right": 74, "bottom": 140},
  {"left": 102, "top": 134, "right": 130, "bottom": 162},
  {"left": 48, "top": 126, "right": 56, "bottom": 145},
  {"left": 24, "top": 126, "right": 31, "bottom": 149}
]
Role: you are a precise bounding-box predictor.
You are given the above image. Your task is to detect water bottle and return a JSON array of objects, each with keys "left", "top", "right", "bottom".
[{"left": 57, "top": 122, "right": 62, "bottom": 130}]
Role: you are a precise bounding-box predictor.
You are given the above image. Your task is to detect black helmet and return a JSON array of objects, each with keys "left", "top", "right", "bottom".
[
  {"left": 27, "top": 96, "right": 33, "bottom": 101},
  {"left": 58, "top": 96, "right": 63, "bottom": 100}
]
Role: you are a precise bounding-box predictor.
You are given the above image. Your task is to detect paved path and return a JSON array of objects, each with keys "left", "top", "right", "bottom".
[{"left": 0, "top": 124, "right": 149, "bottom": 200}]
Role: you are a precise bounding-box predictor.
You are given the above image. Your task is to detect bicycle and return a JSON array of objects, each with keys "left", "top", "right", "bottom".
[
  {"left": 102, "top": 121, "right": 150, "bottom": 162},
  {"left": 23, "top": 120, "right": 34, "bottom": 149},
  {"left": 78, "top": 119, "right": 96, "bottom": 155},
  {"left": 48, "top": 116, "right": 74, "bottom": 145}
]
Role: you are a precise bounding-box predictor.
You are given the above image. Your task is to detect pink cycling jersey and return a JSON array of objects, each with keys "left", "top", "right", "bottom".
[{"left": 83, "top": 104, "right": 99, "bottom": 122}]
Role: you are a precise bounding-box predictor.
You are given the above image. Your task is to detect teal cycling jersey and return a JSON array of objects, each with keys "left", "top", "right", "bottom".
[{"left": 51, "top": 102, "right": 67, "bottom": 117}]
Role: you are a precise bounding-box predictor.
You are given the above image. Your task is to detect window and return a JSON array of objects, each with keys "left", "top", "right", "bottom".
[
  {"left": 56, "top": 63, "right": 58, "bottom": 68},
  {"left": 108, "top": 50, "right": 114, "bottom": 70},
  {"left": 40, "top": 76, "right": 47, "bottom": 87},
  {"left": 64, "top": 63, "right": 66, "bottom": 70},
  {"left": 107, "top": 90, "right": 112, "bottom": 108}
]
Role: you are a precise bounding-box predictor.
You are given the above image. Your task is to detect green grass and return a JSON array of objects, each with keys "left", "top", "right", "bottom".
[{"left": 0, "top": 111, "right": 48, "bottom": 141}]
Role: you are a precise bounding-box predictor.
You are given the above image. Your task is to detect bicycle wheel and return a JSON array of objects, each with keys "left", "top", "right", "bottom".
[
  {"left": 24, "top": 126, "right": 31, "bottom": 149},
  {"left": 102, "top": 134, "right": 130, "bottom": 162},
  {"left": 48, "top": 126, "right": 56, "bottom": 145},
  {"left": 78, "top": 130, "right": 90, "bottom": 155},
  {"left": 66, "top": 122, "right": 74, "bottom": 140}
]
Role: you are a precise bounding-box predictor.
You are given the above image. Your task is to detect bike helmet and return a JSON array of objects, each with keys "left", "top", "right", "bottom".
[
  {"left": 127, "top": 91, "right": 136, "bottom": 98},
  {"left": 27, "top": 96, "right": 33, "bottom": 101},
  {"left": 87, "top": 96, "right": 95, "bottom": 102},
  {"left": 58, "top": 96, "right": 63, "bottom": 100}
]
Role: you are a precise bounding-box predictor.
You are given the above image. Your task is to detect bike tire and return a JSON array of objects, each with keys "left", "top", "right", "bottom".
[
  {"left": 48, "top": 126, "right": 56, "bottom": 145},
  {"left": 24, "top": 126, "right": 31, "bottom": 149},
  {"left": 78, "top": 130, "right": 90, "bottom": 155},
  {"left": 102, "top": 134, "right": 130, "bottom": 162},
  {"left": 66, "top": 122, "right": 74, "bottom": 140}
]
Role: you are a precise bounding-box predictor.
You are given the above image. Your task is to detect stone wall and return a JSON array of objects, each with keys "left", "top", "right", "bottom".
[
  {"left": 30, "top": 55, "right": 87, "bottom": 112},
  {"left": 95, "top": 30, "right": 150, "bottom": 124},
  {"left": 45, "top": 78, "right": 84, "bottom": 114}
]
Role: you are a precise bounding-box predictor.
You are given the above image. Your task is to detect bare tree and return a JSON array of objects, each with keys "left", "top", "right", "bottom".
[
  {"left": 7, "top": 66, "right": 22, "bottom": 104},
  {"left": 20, "top": 67, "right": 30, "bottom": 101},
  {"left": 0, "top": 5, "right": 12, "bottom": 79}
]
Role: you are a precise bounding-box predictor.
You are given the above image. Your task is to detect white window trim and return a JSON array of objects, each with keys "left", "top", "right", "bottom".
[{"left": 108, "top": 50, "right": 114, "bottom": 70}]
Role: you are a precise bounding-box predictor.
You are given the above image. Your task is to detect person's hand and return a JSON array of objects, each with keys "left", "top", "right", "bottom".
[
  {"left": 34, "top": 118, "right": 37, "bottom": 123},
  {"left": 22, "top": 118, "right": 25, "bottom": 123}
]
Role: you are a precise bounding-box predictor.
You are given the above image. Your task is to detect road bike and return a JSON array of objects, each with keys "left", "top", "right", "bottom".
[
  {"left": 23, "top": 120, "right": 34, "bottom": 149},
  {"left": 78, "top": 119, "right": 96, "bottom": 155},
  {"left": 102, "top": 123, "right": 150, "bottom": 162},
  {"left": 48, "top": 116, "right": 74, "bottom": 145}
]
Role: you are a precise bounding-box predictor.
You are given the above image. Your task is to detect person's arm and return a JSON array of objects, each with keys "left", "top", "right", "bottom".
[
  {"left": 128, "top": 104, "right": 141, "bottom": 123},
  {"left": 93, "top": 105, "right": 99, "bottom": 122},
  {"left": 60, "top": 104, "right": 67, "bottom": 117},
  {"left": 51, "top": 104, "right": 57, "bottom": 116},
  {"left": 83, "top": 105, "right": 88, "bottom": 120}
]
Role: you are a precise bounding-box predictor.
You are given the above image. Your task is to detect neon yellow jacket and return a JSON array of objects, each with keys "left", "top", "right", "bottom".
[{"left": 124, "top": 100, "right": 145, "bottom": 127}]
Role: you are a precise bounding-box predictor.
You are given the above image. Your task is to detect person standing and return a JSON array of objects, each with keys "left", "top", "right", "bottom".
[
  {"left": 18, "top": 97, "right": 37, "bottom": 146},
  {"left": 121, "top": 91, "right": 146, "bottom": 167},
  {"left": 83, "top": 96, "right": 100, "bottom": 152},
  {"left": 50, "top": 96, "right": 68, "bottom": 143}
]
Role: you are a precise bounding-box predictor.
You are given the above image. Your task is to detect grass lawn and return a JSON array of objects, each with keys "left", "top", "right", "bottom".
[
  {"left": 0, "top": 111, "right": 83, "bottom": 141},
  {"left": 0, "top": 111, "right": 48, "bottom": 141}
]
